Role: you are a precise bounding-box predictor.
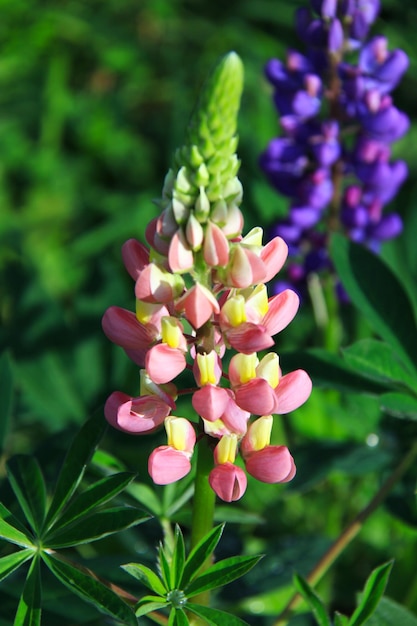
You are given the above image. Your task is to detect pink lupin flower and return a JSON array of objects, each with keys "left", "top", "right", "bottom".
[
  {"left": 145, "top": 317, "right": 188, "bottom": 384},
  {"left": 104, "top": 391, "right": 172, "bottom": 434},
  {"left": 121, "top": 238, "right": 150, "bottom": 280},
  {"left": 209, "top": 435, "right": 247, "bottom": 501},
  {"left": 203, "top": 221, "right": 230, "bottom": 267},
  {"left": 102, "top": 306, "right": 159, "bottom": 367},
  {"left": 148, "top": 416, "right": 196, "bottom": 484},
  {"left": 240, "top": 416, "right": 296, "bottom": 483},
  {"left": 135, "top": 263, "right": 185, "bottom": 303},
  {"left": 175, "top": 284, "right": 220, "bottom": 329},
  {"left": 168, "top": 228, "right": 195, "bottom": 273}
]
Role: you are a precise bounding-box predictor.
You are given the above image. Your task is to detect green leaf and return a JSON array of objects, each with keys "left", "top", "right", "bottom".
[
  {"left": 158, "top": 543, "right": 172, "bottom": 589},
  {"left": 185, "top": 554, "right": 262, "bottom": 597},
  {"left": 135, "top": 597, "right": 167, "bottom": 617},
  {"left": 0, "top": 503, "right": 34, "bottom": 548},
  {"left": 180, "top": 524, "right": 224, "bottom": 588},
  {"left": 45, "top": 413, "right": 107, "bottom": 526},
  {"left": 364, "top": 595, "right": 417, "bottom": 625},
  {"left": 334, "top": 613, "right": 350, "bottom": 626},
  {"left": 330, "top": 234, "right": 417, "bottom": 376},
  {"left": 281, "top": 349, "right": 388, "bottom": 395},
  {"left": 293, "top": 574, "right": 331, "bottom": 626},
  {"left": 172, "top": 608, "right": 189, "bottom": 626},
  {"left": 171, "top": 525, "right": 186, "bottom": 588},
  {"left": 13, "top": 555, "right": 42, "bottom": 626},
  {"left": 48, "top": 472, "right": 136, "bottom": 532},
  {"left": 0, "top": 549, "right": 34, "bottom": 583},
  {"left": 379, "top": 392, "right": 417, "bottom": 420},
  {"left": 348, "top": 561, "right": 393, "bottom": 626},
  {"left": 6, "top": 455, "right": 47, "bottom": 535},
  {"left": 45, "top": 506, "right": 149, "bottom": 548},
  {"left": 0, "top": 351, "right": 13, "bottom": 451},
  {"left": 187, "top": 602, "right": 250, "bottom": 625},
  {"left": 42, "top": 552, "right": 137, "bottom": 626},
  {"left": 342, "top": 339, "right": 417, "bottom": 389},
  {"left": 122, "top": 563, "right": 167, "bottom": 596}
]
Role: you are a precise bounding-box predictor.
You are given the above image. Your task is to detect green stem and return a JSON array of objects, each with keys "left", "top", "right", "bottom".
[
  {"left": 190, "top": 435, "right": 216, "bottom": 606},
  {"left": 273, "top": 440, "right": 417, "bottom": 625}
]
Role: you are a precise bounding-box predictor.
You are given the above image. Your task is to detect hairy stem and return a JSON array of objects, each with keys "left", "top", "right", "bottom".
[{"left": 274, "top": 440, "right": 417, "bottom": 625}]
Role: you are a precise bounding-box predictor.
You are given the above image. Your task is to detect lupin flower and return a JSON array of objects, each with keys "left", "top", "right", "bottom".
[
  {"left": 260, "top": 0, "right": 409, "bottom": 299},
  {"left": 103, "top": 52, "right": 312, "bottom": 501}
]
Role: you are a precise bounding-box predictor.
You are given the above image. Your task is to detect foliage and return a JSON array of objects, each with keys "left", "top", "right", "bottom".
[{"left": 1, "top": 1, "right": 417, "bottom": 625}]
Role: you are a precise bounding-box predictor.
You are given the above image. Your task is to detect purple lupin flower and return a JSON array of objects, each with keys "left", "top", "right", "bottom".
[{"left": 260, "top": 0, "right": 409, "bottom": 300}]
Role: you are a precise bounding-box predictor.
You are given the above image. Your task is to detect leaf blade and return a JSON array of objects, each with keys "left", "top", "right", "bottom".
[
  {"left": 180, "top": 524, "right": 224, "bottom": 588},
  {"left": 45, "top": 506, "right": 149, "bottom": 548},
  {"left": 13, "top": 555, "right": 42, "bottom": 626},
  {"left": 185, "top": 554, "right": 262, "bottom": 597},
  {"left": 45, "top": 412, "right": 107, "bottom": 527},
  {"left": 42, "top": 552, "right": 137, "bottom": 626},
  {"left": 187, "top": 602, "right": 251, "bottom": 626},
  {"left": 348, "top": 560, "right": 393, "bottom": 626},
  {"left": 122, "top": 563, "right": 167, "bottom": 596},
  {"left": 0, "top": 549, "right": 34, "bottom": 583},
  {"left": 6, "top": 455, "right": 47, "bottom": 535},
  {"left": 293, "top": 573, "right": 331, "bottom": 626}
]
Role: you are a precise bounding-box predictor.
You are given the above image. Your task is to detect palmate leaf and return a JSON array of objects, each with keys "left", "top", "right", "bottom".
[
  {"left": 122, "top": 563, "right": 167, "bottom": 596},
  {"left": 281, "top": 349, "right": 388, "bottom": 395},
  {"left": 13, "top": 555, "right": 42, "bottom": 626},
  {"left": 47, "top": 471, "right": 136, "bottom": 532},
  {"left": 348, "top": 561, "right": 393, "bottom": 626},
  {"left": 42, "top": 552, "right": 137, "bottom": 626},
  {"left": 330, "top": 234, "right": 417, "bottom": 377},
  {"left": 0, "top": 503, "right": 34, "bottom": 548},
  {"left": 185, "top": 554, "right": 262, "bottom": 597},
  {"left": 180, "top": 524, "right": 224, "bottom": 589},
  {"left": 0, "top": 549, "right": 34, "bottom": 583},
  {"left": 342, "top": 339, "right": 417, "bottom": 390},
  {"left": 293, "top": 573, "right": 331, "bottom": 626},
  {"left": 44, "top": 506, "right": 149, "bottom": 548},
  {"left": 45, "top": 412, "right": 107, "bottom": 527},
  {"left": 6, "top": 456, "right": 47, "bottom": 535},
  {"left": 187, "top": 602, "right": 250, "bottom": 626}
]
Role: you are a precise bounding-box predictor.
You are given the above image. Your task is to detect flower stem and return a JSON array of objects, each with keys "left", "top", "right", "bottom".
[
  {"left": 273, "top": 440, "right": 417, "bottom": 625},
  {"left": 190, "top": 434, "right": 216, "bottom": 606}
]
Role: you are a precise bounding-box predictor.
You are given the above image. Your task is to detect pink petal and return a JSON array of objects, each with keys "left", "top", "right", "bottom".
[
  {"left": 226, "top": 246, "right": 266, "bottom": 288},
  {"left": 274, "top": 369, "right": 312, "bottom": 413},
  {"left": 225, "top": 323, "right": 274, "bottom": 354},
  {"left": 102, "top": 307, "right": 157, "bottom": 350},
  {"left": 203, "top": 221, "right": 230, "bottom": 267},
  {"left": 175, "top": 284, "right": 220, "bottom": 329},
  {"left": 135, "top": 264, "right": 184, "bottom": 303},
  {"left": 260, "top": 236, "right": 288, "bottom": 282},
  {"left": 168, "top": 229, "right": 195, "bottom": 273},
  {"left": 121, "top": 239, "right": 149, "bottom": 280},
  {"left": 104, "top": 391, "right": 171, "bottom": 433},
  {"left": 221, "top": 394, "right": 250, "bottom": 436},
  {"left": 145, "top": 344, "right": 187, "bottom": 384},
  {"left": 192, "top": 385, "right": 230, "bottom": 421},
  {"left": 245, "top": 446, "right": 296, "bottom": 483},
  {"left": 209, "top": 463, "right": 247, "bottom": 502},
  {"left": 235, "top": 379, "right": 276, "bottom": 415},
  {"left": 263, "top": 290, "right": 300, "bottom": 337},
  {"left": 148, "top": 446, "right": 192, "bottom": 484}
]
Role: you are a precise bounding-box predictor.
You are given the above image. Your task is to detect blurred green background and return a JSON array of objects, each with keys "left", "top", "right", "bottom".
[{"left": 1, "top": 0, "right": 417, "bottom": 624}]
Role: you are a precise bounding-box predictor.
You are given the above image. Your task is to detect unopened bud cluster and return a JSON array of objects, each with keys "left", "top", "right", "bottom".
[{"left": 103, "top": 53, "right": 312, "bottom": 502}]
